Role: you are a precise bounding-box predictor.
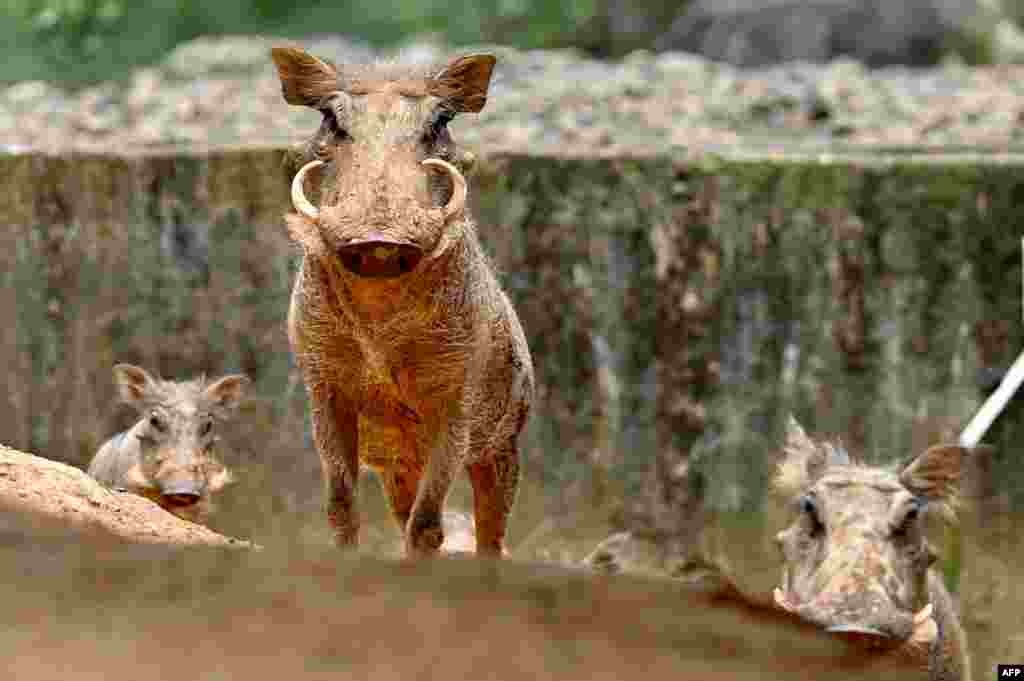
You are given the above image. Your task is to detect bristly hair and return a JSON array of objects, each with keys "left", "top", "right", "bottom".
[
  {"left": 773, "top": 418, "right": 860, "bottom": 499},
  {"left": 773, "top": 416, "right": 822, "bottom": 498}
]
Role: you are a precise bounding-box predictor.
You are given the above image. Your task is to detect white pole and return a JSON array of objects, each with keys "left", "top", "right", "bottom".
[
  {"left": 958, "top": 236, "right": 1024, "bottom": 448},
  {"left": 959, "top": 349, "right": 1024, "bottom": 448}
]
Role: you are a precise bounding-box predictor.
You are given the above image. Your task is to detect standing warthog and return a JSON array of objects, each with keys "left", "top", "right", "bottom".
[
  {"left": 773, "top": 417, "right": 972, "bottom": 680},
  {"left": 271, "top": 46, "right": 534, "bottom": 557},
  {"left": 88, "top": 364, "right": 249, "bottom": 524}
]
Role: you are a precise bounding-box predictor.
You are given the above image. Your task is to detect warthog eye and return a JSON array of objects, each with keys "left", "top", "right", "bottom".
[
  {"left": 149, "top": 413, "right": 166, "bottom": 432},
  {"left": 799, "top": 494, "right": 823, "bottom": 534},
  {"left": 200, "top": 419, "right": 212, "bottom": 437},
  {"left": 319, "top": 108, "right": 349, "bottom": 142},
  {"left": 893, "top": 498, "right": 923, "bottom": 537},
  {"left": 423, "top": 108, "right": 454, "bottom": 145}
]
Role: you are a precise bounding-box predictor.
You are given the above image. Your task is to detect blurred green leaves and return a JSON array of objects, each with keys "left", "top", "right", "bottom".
[{"left": 0, "top": 0, "right": 605, "bottom": 88}]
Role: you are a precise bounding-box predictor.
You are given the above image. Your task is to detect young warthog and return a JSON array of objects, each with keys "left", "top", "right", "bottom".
[
  {"left": 773, "top": 417, "right": 972, "bottom": 680},
  {"left": 88, "top": 364, "right": 249, "bottom": 524},
  {"left": 271, "top": 47, "right": 534, "bottom": 557}
]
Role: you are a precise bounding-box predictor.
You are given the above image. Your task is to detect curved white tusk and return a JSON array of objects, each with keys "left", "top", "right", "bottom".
[
  {"left": 773, "top": 588, "right": 796, "bottom": 612},
  {"left": 421, "top": 158, "right": 466, "bottom": 222},
  {"left": 910, "top": 603, "right": 938, "bottom": 645},
  {"left": 291, "top": 159, "right": 324, "bottom": 222}
]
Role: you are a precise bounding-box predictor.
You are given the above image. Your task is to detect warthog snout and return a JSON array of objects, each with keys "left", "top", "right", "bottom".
[
  {"left": 160, "top": 480, "right": 203, "bottom": 508},
  {"left": 289, "top": 157, "right": 467, "bottom": 270},
  {"left": 162, "top": 492, "right": 201, "bottom": 508},
  {"left": 337, "top": 234, "right": 424, "bottom": 278},
  {"left": 825, "top": 624, "right": 895, "bottom": 648}
]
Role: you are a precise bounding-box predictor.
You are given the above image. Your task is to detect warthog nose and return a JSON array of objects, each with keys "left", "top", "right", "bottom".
[
  {"left": 825, "top": 623, "right": 895, "bottom": 649},
  {"left": 162, "top": 492, "right": 201, "bottom": 507},
  {"left": 161, "top": 483, "right": 202, "bottom": 507},
  {"left": 338, "top": 239, "right": 423, "bottom": 278},
  {"left": 825, "top": 623, "right": 889, "bottom": 637}
]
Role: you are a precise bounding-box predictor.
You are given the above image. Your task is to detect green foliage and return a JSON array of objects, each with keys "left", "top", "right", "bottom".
[{"left": 0, "top": 0, "right": 605, "bottom": 88}]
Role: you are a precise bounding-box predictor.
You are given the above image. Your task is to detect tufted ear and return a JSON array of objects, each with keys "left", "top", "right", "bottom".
[
  {"left": 204, "top": 374, "right": 251, "bottom": 413},
  {"left": 773, "top": 417, "right": 846, "bottom": 497},
  {"left": 429, "top": 54, "right": 497, "bottom": 113},
  {"left": 113, "top": 364, "right": 160, "bottom": 406},
  {"left": 271, "top": 46, "right": 339, "bottom": 107},
  {"left": 899, "top": 444, "right": 967, "bottom": 518}
]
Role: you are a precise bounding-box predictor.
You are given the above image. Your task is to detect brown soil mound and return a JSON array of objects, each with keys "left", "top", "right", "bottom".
[{"left": 0, "top": 444, "right": 252, "bottom": 548}]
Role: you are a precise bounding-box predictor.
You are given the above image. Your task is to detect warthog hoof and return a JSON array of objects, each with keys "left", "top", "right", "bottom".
[{"left": 406, "top": 525, "right": 445, "bottom": 558}]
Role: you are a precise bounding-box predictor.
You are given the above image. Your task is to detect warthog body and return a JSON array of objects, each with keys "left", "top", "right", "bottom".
[
  {"left": 271, "top": 47, "right": 534, "bottom": 557},
  {"left": 773, "top": 418, "right": 972, "bottom": 680},
  {"left": 88, "top": 364, "right": 249, "bottom": 524}
]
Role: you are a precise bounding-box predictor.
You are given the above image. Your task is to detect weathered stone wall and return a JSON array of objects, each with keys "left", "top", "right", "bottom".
[{"left": 2, "top": 146, "right": 1021, "bottom": 676}]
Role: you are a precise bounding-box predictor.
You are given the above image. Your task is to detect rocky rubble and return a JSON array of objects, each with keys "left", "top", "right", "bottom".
[{"left": 3, "top": 34, "right": 1024, "bottom": 156}]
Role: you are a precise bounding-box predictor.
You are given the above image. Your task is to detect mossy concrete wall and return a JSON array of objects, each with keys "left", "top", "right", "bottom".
[
  {"left": 650, "top": 153, "right": 1024, "bottom": 678},
  {"left": 1, "top": 147, "right": 1021, "bottom": 675}
]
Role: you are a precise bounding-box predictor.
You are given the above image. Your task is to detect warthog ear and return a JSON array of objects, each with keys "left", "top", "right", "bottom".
[
  {"left": 430, "top": 54, "right": 497, "bottom": 113},
  {"left": 774, "top": 416, "right": 834, "bottom": 497},
  {"left": 113, "top": 364, "right": 160, "bottom": 406},
  {"left": 899, "top": 444, "right": 967, "bottom": 514},
  {"left": 204, "top": 374, "right": 251, "bottom": 413},
  {"left": 271, "top": 46, "right": 339, "bottom": 107}
]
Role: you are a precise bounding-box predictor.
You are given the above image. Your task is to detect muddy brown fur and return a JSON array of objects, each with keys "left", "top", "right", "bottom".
[
  {"left": 773, "top": 417, "right": 972, "bottom": 680},
  {"left": 271, "top": 46, "right": 534, "bottom": 557},
  {"left": 88, "top": 364, "right": 249, "bottom": 524}
]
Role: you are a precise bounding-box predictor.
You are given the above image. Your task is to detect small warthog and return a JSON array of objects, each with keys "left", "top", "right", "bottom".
[
  {"left": 88, "top": 364, "right": 249, "bottom": 524},
  {"left": 271, "top": 47, "right": 534, "bottom": 557},
  {"left": 773, "top": 417, "right": 972, "bottom": 680}
]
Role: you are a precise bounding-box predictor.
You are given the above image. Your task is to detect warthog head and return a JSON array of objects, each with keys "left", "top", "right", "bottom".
[
  {"left": 115, "top": 364, "right": 249, "bottom": 521},
  {"left": 772, "top": 417, "right": 965, "bottom": 650},
  {"left": 271, "top": 46, "right": 493, "bottom": 281}
]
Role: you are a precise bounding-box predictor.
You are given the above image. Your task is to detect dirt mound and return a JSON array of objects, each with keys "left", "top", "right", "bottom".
[
  {"left": 0, "top": 444, "right": 253, "bottom": 549},
  {"left": 1, "top": 541, "right": 929, "bottom": 681},
  {"left": 0, "top": 443, "right": 934, "bottom": 679}
]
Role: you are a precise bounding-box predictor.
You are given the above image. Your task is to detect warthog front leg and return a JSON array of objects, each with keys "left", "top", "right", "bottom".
[
  {"left": 467, "top": 448, "right": 520, "bottom": 557},
  {"left": 311, "top": 387, "right": 360, "bottom": 548},
  {"left": 406, "top": 414, "right": 468, "bottom": 558},
  {"left": 380, "top": 464, "right": 422, "bottom": 533}
]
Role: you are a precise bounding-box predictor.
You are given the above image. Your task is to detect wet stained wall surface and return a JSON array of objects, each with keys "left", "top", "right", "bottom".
[{"left": 1, "top": 148, "right": 1022, "bottom": 675}]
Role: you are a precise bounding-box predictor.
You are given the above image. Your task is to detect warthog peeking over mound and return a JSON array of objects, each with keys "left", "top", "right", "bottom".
[
  {"left": 271, "top": 46, "right": 534, "bottom": 557},
  {"left": 88, "top": 364, "right": 249, "bottom": 524},
  {"left": 773, "top": 417, "right": 972, "bottom": 680}
]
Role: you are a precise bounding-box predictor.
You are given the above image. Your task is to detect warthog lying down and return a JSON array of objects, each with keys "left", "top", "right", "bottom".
[
  {"left": 88, "top": 364, "right": 249, "bottom": 524},
  {"left": 773, "top": 417, "right": 972, "bottom": 680},
  {"left": 271, "top": 47, "right": 534, "bottom": 557}
]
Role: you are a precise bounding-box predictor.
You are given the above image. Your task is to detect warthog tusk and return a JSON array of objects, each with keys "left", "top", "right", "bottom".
[
  {"left": 911, "top": 603, "right": 937, "bottom": 644},
  {"left": 422, "top": 158, "right": 466, "bottom": 222},
  {"left": 773, "top": 587, "right": 796, "bottom": 612},
  {"left": 291, "top": 159, "right": 324, "bottom": 222}
]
